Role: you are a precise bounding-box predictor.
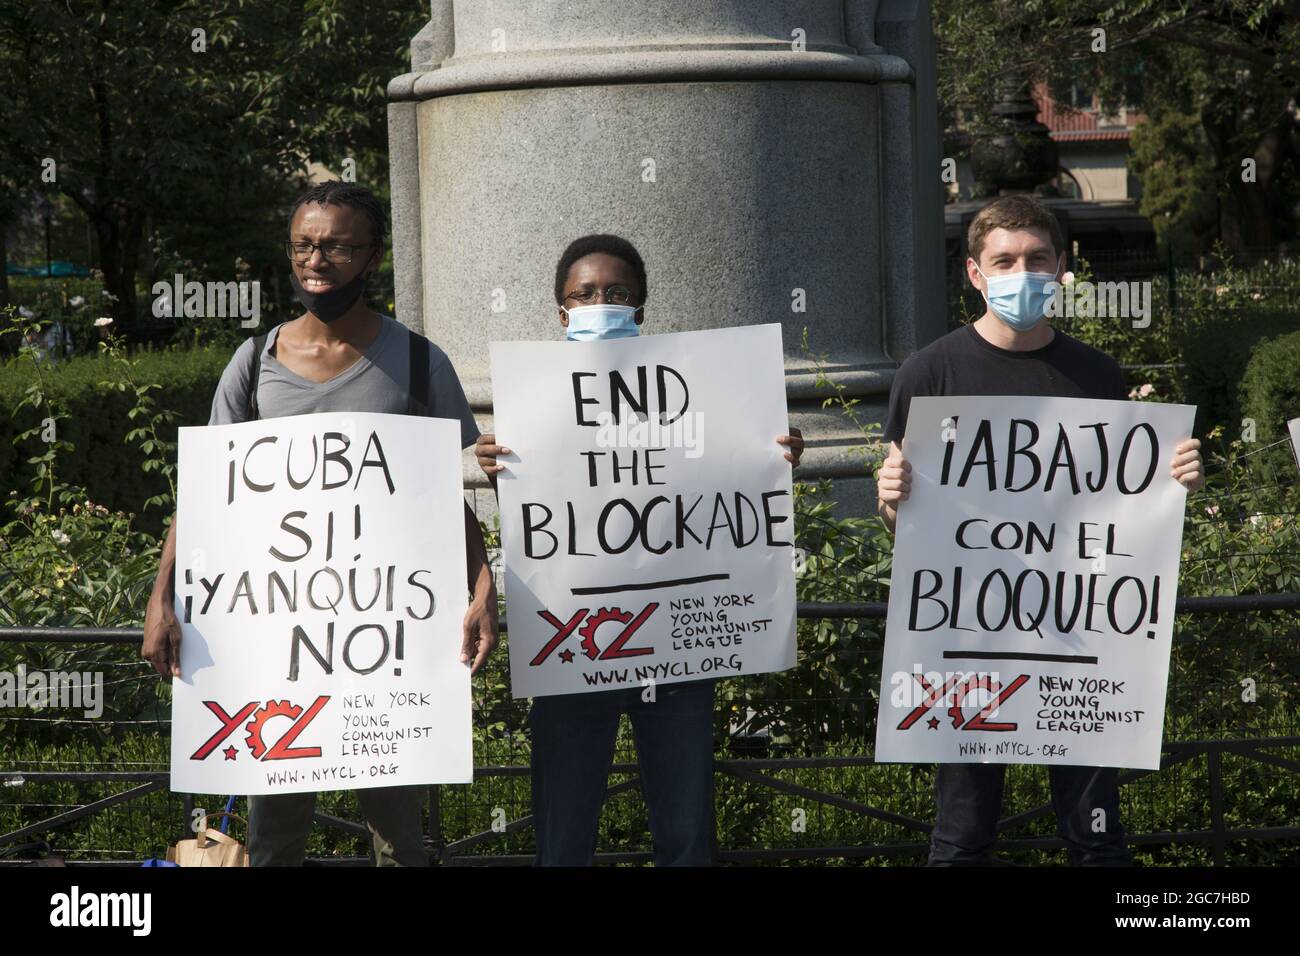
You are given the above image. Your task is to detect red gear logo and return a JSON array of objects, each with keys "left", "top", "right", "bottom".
[
  {"left": 244, "top": 700, "right": 303, "bottom": 759},
  {"left": 578, "top": 607, "right": 632, "bottom": 661}
]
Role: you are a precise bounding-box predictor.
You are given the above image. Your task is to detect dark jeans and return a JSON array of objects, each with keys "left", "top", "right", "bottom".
[
  {"left": 530, "top": 678, "right": 716, "bottom": 866},
  {"left": 928, "top": 763, "right": 1131, "bottom": 866},
  {"left": 246, "top": 785, "right": 428, "bottom": 866}
]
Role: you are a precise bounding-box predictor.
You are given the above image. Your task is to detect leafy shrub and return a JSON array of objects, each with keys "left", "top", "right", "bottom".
[
  {"left": 0, "top": 342, "right": 228, "bottom": 536},
  {"left": 1240, "top": 329, "right": 1300, "bottom": 446}
]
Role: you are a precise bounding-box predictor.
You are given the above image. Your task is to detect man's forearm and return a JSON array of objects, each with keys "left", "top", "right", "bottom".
[
  {"left": 877, "top": 499, "right": 897, "bottom": 535},
  {"left": 463, "top": 501, "right": 495, "bottom": 599},
  {"left": 151, "top": 517, "right": 179, "bottom": 603}
]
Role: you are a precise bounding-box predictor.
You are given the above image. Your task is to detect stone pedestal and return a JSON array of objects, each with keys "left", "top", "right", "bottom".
[{"left": 387, "top": 0, "right": 946, "bottom": 519}]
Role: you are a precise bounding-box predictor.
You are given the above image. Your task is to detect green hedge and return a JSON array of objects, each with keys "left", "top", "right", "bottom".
[
  {"left": 1182, "top": 310, "right": 1300, "bottom": 437},
  {"left": 0, "top": 346, "right": 232, "bottom": 535},
  {"left": 1240, "top": 329, "right": 1300, "bottom": 446}
]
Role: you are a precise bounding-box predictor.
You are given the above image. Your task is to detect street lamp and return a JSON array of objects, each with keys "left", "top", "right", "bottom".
[{"left": 37, "top": 194, "right": 54, "bottom": 277}]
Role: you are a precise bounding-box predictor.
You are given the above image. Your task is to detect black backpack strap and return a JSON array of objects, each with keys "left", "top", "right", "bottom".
[
  {"left": 246, "top": 333, "right": 268, "bottom": 422},
  {"left": 407, "top": 327, "right": 430, "bottom": 416}
]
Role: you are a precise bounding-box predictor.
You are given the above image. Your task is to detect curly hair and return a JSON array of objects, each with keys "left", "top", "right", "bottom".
[
  {"left": 288, "top": 181, "right": 387, "bottom": 247},
  {"left": 553, "top": 234, "right": 647, "bottom": 304}
]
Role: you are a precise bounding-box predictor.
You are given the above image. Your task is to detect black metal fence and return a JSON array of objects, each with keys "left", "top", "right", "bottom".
[{"left": 2, "top": 594, "right": 1298, "bottom": 866}]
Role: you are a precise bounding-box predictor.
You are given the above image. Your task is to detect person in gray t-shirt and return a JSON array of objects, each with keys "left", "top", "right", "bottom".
[
  {"left": 141, "top": 182, "right": 497, "bottom": 867},
  {"left": 207, "top": 310, "right": 480, "bottom": 442}
]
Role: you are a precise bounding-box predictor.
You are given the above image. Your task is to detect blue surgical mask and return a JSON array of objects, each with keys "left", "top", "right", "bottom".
[
  {"left": 563, "top": 304, "right": 641, "bottom": 341},
  {"left": 976, "top": 266, "right": 1058, "bottom": 332}
]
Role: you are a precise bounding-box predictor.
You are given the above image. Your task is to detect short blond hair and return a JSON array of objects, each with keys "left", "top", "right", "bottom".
[{"left": 968, "top": 194, "right": 1064, "bottom": 264}]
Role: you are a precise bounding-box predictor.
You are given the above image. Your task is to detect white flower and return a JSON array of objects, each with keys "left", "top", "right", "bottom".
[
  {"left": 94, "top": 317, "right": 113, "bottom": 328},
  {"left": 1205, "top": 504, "right": 1220, "bottom": 517},
  {"left": 1061, "top": 271, "right": 1076, "bottom": 285},
  {"left": 17, "top": 306, "right": 34, "bottom": 319},
  {"left": 1138, "top": 383, "right": 1154, "bottom": 398},
  {"left": 69, "top": 295, "right": 84, "bottom": 307},
  {"left": 1249, "top": 513, "right": 1264, "bottom": 528},
  {"left": 51, "top": 529, "right": 70, "bottom": 546},
  {"left": 1251, "top": 292, "right": 1263, "bottom": 301}
]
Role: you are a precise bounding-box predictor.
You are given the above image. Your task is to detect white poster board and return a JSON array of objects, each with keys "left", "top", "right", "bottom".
[
  {"left": 171, "top": 412, "right": 472, "bottom": 794},
  {"left": 491, "top": 324, "right": 797, "bottom": 699},
  {"left": 875, "top": 396, "right": 1195, "bottom": 770}
]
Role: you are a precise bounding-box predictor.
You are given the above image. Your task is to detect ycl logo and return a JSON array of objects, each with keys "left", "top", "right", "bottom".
[
  {"left": 530, "top": 604, "right": 659, "bottom": 666},
  {"left": 896, "top": 674, "right": 1030, "bottom": 732},
  {"left": 189, "top": 696, "right": 330, "bottom": 761}
]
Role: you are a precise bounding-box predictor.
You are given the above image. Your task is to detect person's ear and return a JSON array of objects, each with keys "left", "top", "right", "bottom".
[
  {"left": 558, "top": 306, "right": 568, "bottom": 328},
  {"left": 1055, "top": 252, "right": 1066, "bottom": 281},
  {"left": 634, "top": 307, "right": 645, "bottom": 326},
  {"left": 966, "top": 256, "right": 984, "bottom": 292},
  {"left": 366, "top": 244, "right": 383, "bottom": 276}
]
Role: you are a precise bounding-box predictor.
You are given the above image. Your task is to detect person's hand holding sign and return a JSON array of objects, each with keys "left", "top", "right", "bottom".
[
  {"left": 143, "top": 590, "right": 182, "bottom": 680},
  {"left": 462, "top": 589, "right": 498, "bottom": 675},
  {"left": 1171, "top": 438, "right": 1204, "bottom": 492},
  {"left": 777, "top": 427, "right": 804, "bottom": 468},
  {"left": 142, "top": 520, "right": 182, "bottom": 680},
  {"left": 461, "top": 501, "right": 500, "bottom": 675},
  {"left": 875, "top": 441, "right": 911, "bottom": 535},
  {"left": 476, "top": 433, "right": 509, "bottom": 479}
]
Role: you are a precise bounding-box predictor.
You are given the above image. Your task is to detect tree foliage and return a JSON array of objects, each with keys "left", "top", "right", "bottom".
[
  {"left": 934, "top": 0, "right": 1300, "bottom": 256},
  {"left": 0, "top": 0, "right": 425, "bottom": 332}
]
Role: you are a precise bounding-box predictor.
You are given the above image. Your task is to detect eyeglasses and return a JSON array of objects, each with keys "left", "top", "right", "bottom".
[
  {"left": 565, "top": 284, "right": 636, "bottom": 306},
  {"left": 284, "top": 240, "right": 373, "bottom": 264}
]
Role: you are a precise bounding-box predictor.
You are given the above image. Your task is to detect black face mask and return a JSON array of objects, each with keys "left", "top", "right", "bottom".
[{"left": 290, "top": 269, "right": 369, "bottom": 324}]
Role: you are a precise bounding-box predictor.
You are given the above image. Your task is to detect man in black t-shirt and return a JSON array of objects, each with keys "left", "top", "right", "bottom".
[{"left": 876, "top": 194, "right": 1205, "bottom": 866}]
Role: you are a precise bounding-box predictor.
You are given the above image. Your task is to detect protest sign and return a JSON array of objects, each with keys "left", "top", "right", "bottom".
[
  {"left": 490, "top": 324, "right": 797, "bottom": 699},
  {"left": 875, "top": 396, "right": 1195, "bottom": 770},
  {"left": 170, "top": 412, "right": 472, "bottom": 794}
]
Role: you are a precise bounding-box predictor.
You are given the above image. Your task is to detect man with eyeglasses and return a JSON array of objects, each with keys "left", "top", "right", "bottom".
[
  {"left": 141, "top": 181, "right": 497, "bottom": 866},
  {"left": 475, "top": 234, "right": 803, "bottom": 866}
]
